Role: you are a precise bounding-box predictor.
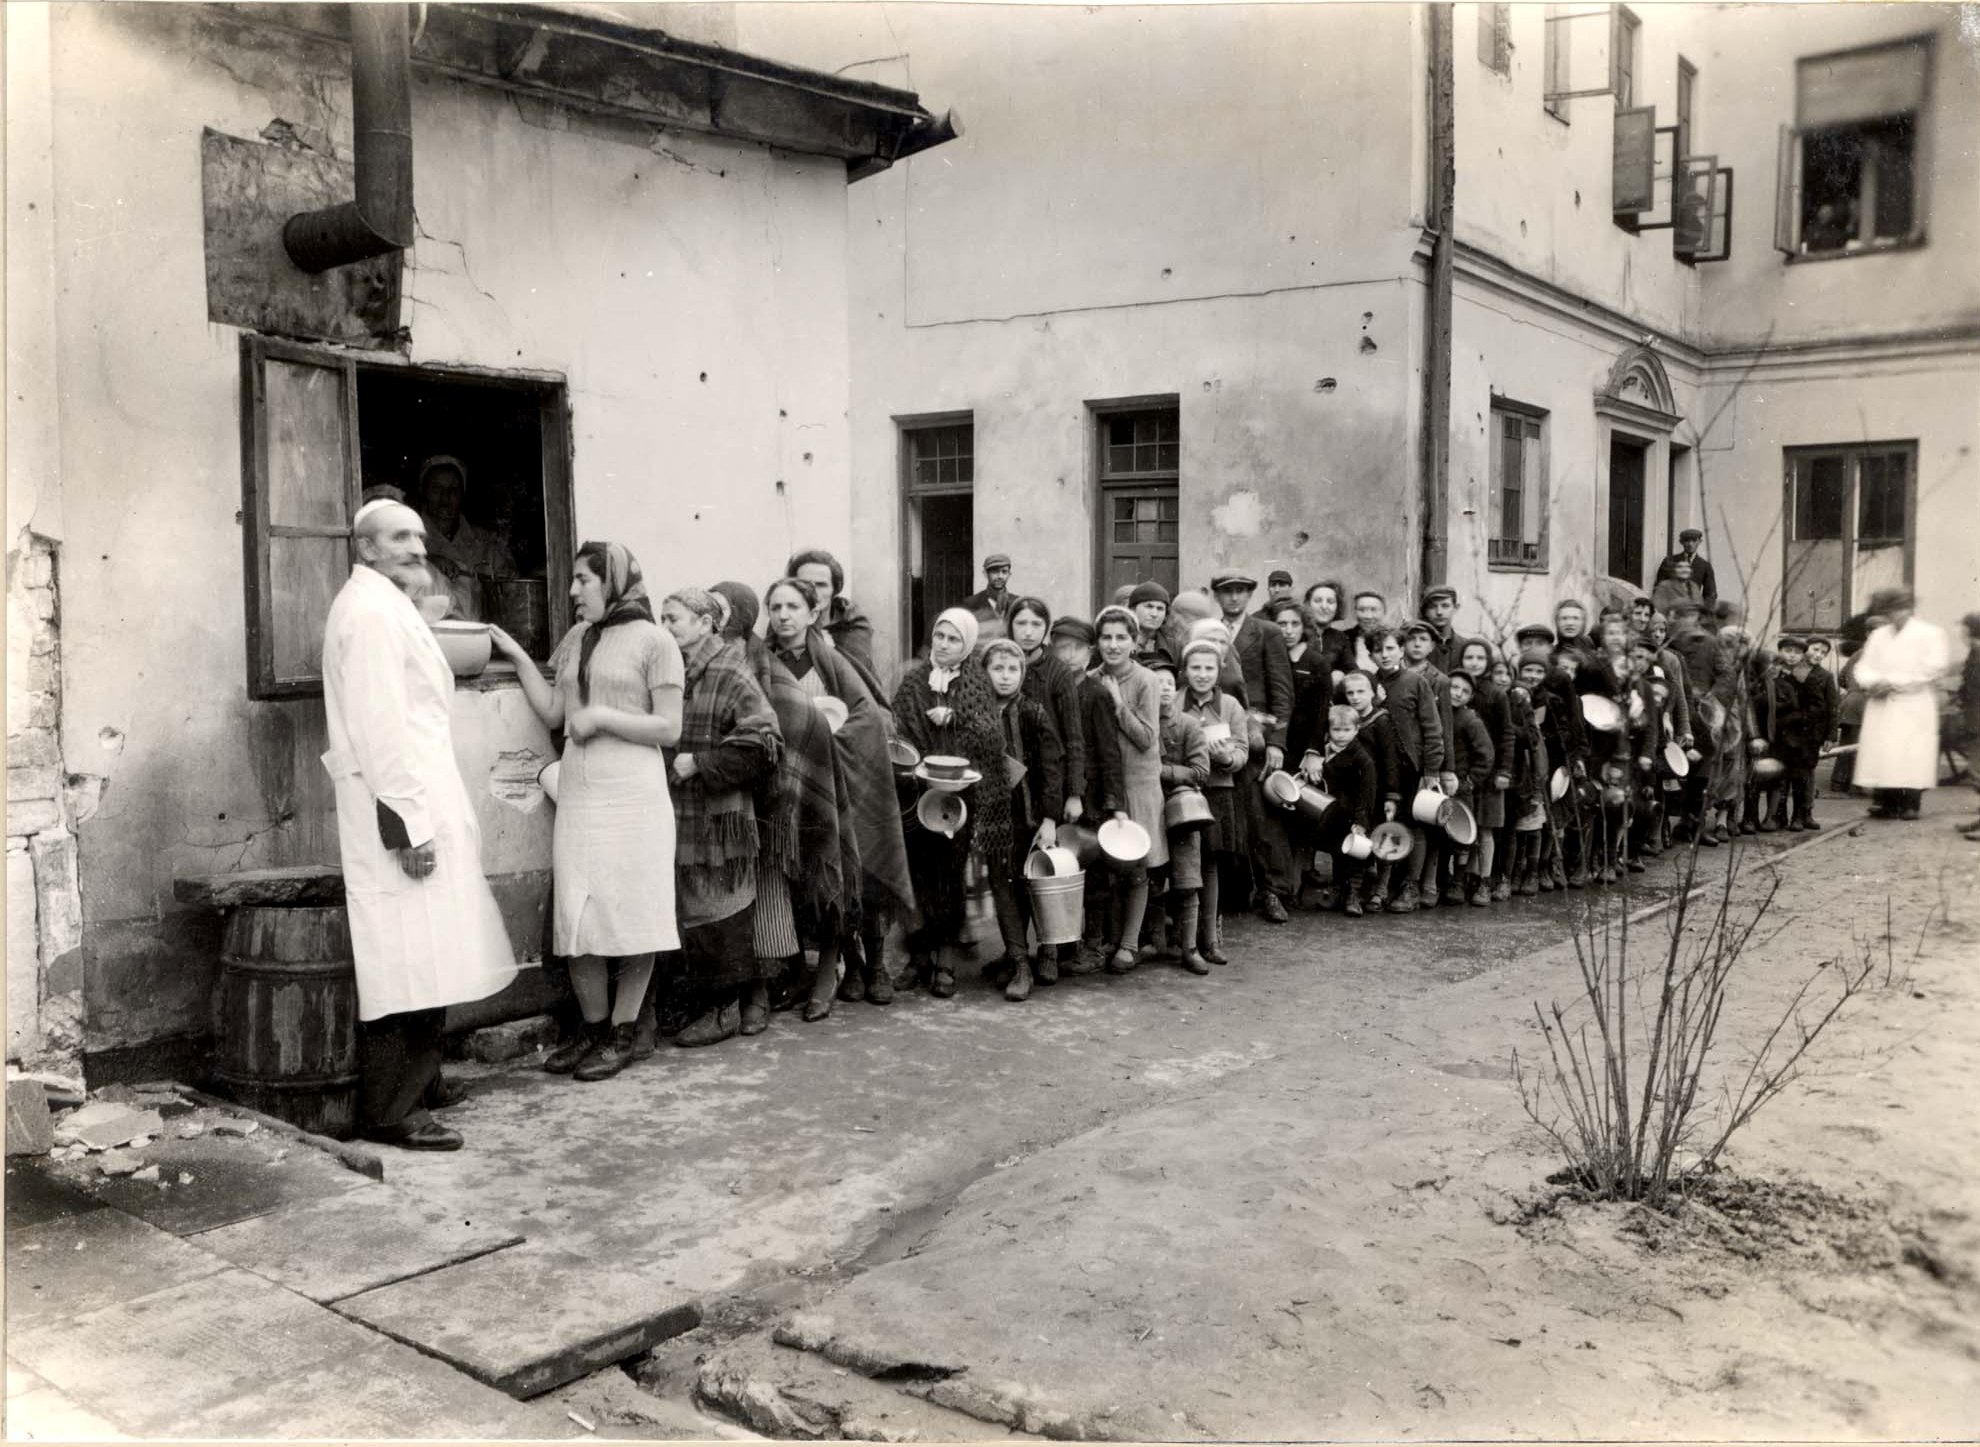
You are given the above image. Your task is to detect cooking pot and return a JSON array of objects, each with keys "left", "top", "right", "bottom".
[
  {"left": 1164, "top": 786, "right": 1214, "bottom": 832},
  {"left": 1750, "top": 756, "right": 1786, "bottom": 783},
  {"left": 1439, "top": 798, "right": 1478, "bottom": 845},
  {"left": 1580, "top": 694, "right": 1624, "bottom": 732},
  {"left": 1291, "top": 784, "right": 1336, "bottom": 826},
  {"left": 1369, "top": 822, "right": 1414, "bottom": 862},
  {"left": 1261, "top": 770, "right": 1302, "bottom": 810},
  {"left": 482, "top": 577, "right": 550, "bottom": 659}
]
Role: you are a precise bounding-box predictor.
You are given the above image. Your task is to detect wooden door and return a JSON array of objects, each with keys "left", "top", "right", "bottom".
[
  {"left": 1607, "top": 436, "right": 1648, "bottom": 585},
  {"left": 912, "top": 492, "right": 974, "bottom": 645},
  {"left": 1102, "top": 487, "right": 1180, "bottom": 600}
]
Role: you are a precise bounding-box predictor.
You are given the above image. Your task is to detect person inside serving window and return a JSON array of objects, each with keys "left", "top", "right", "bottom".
[{"left": 416, "top": 454, "right": 516, "bottom": 620}]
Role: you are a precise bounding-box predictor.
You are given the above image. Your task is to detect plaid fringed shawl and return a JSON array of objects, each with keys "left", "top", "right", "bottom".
[
  {"left": 748, "top": 638, "right": 854, "bottom": 917},
  {"left": 893, "top": 657, "right": 1016, "bottom": 874},
  {"left": 674, "top": 633, "right": 779, "bottom": 921},
  {"left": 804, "top": 632, "right": 916, "bottom": 918}
]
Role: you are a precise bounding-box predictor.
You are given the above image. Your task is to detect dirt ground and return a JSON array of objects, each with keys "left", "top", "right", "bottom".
[{"left": 365, "top": 794, "right": 1979, "bottom": 1437}]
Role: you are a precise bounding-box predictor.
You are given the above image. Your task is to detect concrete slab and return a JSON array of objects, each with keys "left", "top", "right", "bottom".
[
  {"left": 338, "top": 1243, "right": 701, "bottom": 1398},
  {"left": 7, "top": 1268, "right": 383, "bottom": 1435},
  {"left": 5, "top": 1380, "right": 127, "bottom": 1440},
  {"left": 192, "top": 1180, "right": 523, "bottom": 1302},
  {"left": 4, "top": 1159, "right": 105, "bottom": 1229},
  {"left": 5, "top": 1206, "right": 228, "bottom": 1332},
  {"left": 54, "top": 1125, "right": 372, "bottom": 1235},
  {"left": 6, "top": 1076, "right": 55, "bottom": 1155}
]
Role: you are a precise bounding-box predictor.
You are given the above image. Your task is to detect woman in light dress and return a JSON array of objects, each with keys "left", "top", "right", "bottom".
[{"left": 492, "top": 541, "right": 682, "bottom": 1081}]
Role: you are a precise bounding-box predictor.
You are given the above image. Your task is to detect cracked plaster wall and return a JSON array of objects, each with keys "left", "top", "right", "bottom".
[{"left": 37, "top": 4, "right": 852, "bottom": 1070}]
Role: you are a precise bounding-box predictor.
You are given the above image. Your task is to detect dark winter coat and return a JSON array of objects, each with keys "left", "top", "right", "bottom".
[
  {"left": 1770, "top": 665, "right": 1840, "bottom": 770},
  {"left": 1320, "top": 736, "right": 1379, "bottom": 836}
]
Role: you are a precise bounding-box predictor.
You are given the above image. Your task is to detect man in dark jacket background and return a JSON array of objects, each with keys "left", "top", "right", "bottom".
[
  {"left": 1655, "top": 528, "right": 1719, "bottom": 612},
  {"left": 1214, "top": 569, "right": 1296, "bottom": 922}
]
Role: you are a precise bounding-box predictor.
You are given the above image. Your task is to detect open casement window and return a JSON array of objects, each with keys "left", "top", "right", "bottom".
[
  {"left": 1487, "top": 404, "right": 1550, "bottom": 573},
  {"left": 1612, "top": 105, "right": 1658, "bottom": 217},
  {"left": 240, "top": 336, "right": 361, "bottom": 701},
  {"left": 1775, "top": 36, "right": 1931, "bottom": 257},
  {"left": 1542, "top": 6, "right": 1617, "bottom": 119},
  {"left": 1674, "top": 160, "right": 1733, "bottom": 262},
  {"left": 1781, "top": 444, "right": 1917, "bottom": 631}
]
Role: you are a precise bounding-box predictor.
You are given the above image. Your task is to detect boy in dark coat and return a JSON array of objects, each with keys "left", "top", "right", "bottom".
[
  {"left": 1446, "top": 671, "right": 1496, "bottom": 906},
  {"left": 1339, "top": 669, "right": 1403, "bottom": 911},
  {"left": 1769, "top": 635, "right": 1840, "bottom": 831},
  {"left": 1306, "top": 705, "right": 1379, "bottom": 916},
  {"left": 1051, "top": 617, "right": 1127, "bottom": 971}
]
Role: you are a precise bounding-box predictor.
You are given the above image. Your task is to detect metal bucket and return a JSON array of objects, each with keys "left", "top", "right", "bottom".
[{"left": 1026, "top": 869, "right": 1087, "bottom": 946}]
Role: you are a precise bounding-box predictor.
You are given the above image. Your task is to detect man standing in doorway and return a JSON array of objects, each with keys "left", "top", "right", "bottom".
[
  {"left": 414, "top": 455, "right": 516, "bottom": 621},
  {"left": 1213, "top": 569, "right": 1296, "bottom": 923},
  {"left": 1853, "top": 586, "right": 1951, "bottom": 821},
  {"left": 963, "top": 553, "right": 1014, "bottom": 627},
  {"left": 1655, "top": 528, "right": 1719, "bottom": 613},
  {"left": 322, "top": 500, "right": 518, "bottom": 1150}
]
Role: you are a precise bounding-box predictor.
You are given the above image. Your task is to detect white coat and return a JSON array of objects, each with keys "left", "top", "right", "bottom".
[
  {"left": 322, "top": 566, "right": 517, "bottom": 1021},
  {"left": 1853, "top": 615, "right": 1950, "bottom": 792}
]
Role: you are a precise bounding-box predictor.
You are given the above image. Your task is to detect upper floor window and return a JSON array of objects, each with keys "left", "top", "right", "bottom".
[
  {"left": 1676, "top": 56, "right": 1697, "bottom": 160},
  {"left": 1775, "top": 36, "right": 1931, "bottom": 259},
  {"left": 1611, "top": 7, "right": 1639, "bottom": 109},
  {"left": 1477, "top": 3, "right": 1512, "bottom": 75}
]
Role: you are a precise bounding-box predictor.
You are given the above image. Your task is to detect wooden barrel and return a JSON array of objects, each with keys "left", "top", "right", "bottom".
[{"left": 212, "top": 905, "right": 361, "bottom": 1140}]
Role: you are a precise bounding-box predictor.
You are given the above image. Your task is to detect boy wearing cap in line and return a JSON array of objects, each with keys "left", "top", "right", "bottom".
[
  {"left": 1212, "top": 569, "right": 1297, "bottom": 924},
  {"left": 1371, "top": 627, "right": 1446, "bottom": 912},
  {"left": 1298, "top": 705, "right": 1379, "bottom": 917},
  {"left": 1768, "top": 634, "right": 1839, "bottom": 831},
  {"left": 1254, "top": 567, "right": 1297, "bottom": 618},
  {"left": 1444, "top": 671, "right": 1496, "bottom": 905},
  {"left": 1418, "top": 585, "right": 1461, "bottom": 678}
]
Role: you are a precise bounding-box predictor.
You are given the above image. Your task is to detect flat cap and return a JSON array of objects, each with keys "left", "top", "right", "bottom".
[
  {"left": 1401, "top": 620, "right": 1437, "bottom": 640},
  {"left": 1514, "top": 623, "right": 1557, "bottom": 645},
  {"left": 1678, "top": 528, "right": 1704, "bottom": 543},
  {"left": 1049, "top": 615, "right": 1096, "bottom": 645},
  {"left": 1209, "top": 569, "right": 1258, "bottom": 591},
  {"left": 1267, "top": 568, "right": 1294, "bottom": 586},
  {"left": 1420, "top": 585, "right": 1458, "bottom": 609},
  {"left": 983, "top": 553, "right": 1012, "bottom": 571}
]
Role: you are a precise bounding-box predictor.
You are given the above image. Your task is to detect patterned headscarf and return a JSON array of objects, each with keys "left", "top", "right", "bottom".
[
  {"left": 574, "top": 540, "right": 653, "bottom": 705},
  {"left": 929, "top": 606, "right": 980, "bottom": 692}
]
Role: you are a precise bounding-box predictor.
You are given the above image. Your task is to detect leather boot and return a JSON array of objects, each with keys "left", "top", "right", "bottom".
[
  {"left": 1003, "top": 954, "right": 1034, "bottom": 1002},
  {"left": 631, "top": 996, "right": 658, "bottom": 1060},
  {"left": 1177, "top": 896, "right": 1209, "bottom": 974},
  {"left": 543, "top": 1021, "right": 604, "bottom": 1075},
  {"left": 1343, "top": 876, "right": 1366, "bottom": 917},
  {"left": 575, "top": 1022, "right": 636, "bottom": 1081}
]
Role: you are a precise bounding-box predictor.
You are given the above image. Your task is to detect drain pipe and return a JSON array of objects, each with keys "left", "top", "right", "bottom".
[
  {"left": 283, "top": 4, "right": 415, "bottom": 274},
  {"left": 1419, "top": 2, "right": 1455, "bottom": 591}
]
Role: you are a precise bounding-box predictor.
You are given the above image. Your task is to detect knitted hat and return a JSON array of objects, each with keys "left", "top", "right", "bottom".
[
  {"left": 1518, "top": 646, "right": 1552, "bottom": 671},
  {"left": 1129, "top": 580, "right": 1172, "bottom": 608},
  {"left": 1181, "top": 638, "right": 1224, "bottom": 669},
  {"left": 1049, "top": 616, "right": 1096, "bottom": 645},
  {"left": 980, "top": 637, "right": 1026, "bottom": 669}
]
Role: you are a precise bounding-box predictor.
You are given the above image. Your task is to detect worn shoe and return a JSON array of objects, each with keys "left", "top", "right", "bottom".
[
  {"left": 740, "top": 994, "right": 771, "bottom": 1036},
  {"left": 1257, "top": 892, "right": 1290, "bottom": 924},
  {"left": 1180, "top": 948, "right": 1211, "bottom": 976},
  {"left": 542, "top": 1024, "right": 602, "bottom": 1076},
  {"left": 1739, "top": 819, "right": 1759, "bottom": 835},
  {"left": 983, "top": 956, "right": 1018, "bottom": 990},
  {"left": 1758, "top": 816, "right": 1781, "bottom": 834},
  {"left": 1004, "top": 956, "right": 1034, "bottom": 1002},
  {"left": 1366, "top": 888, "right": 1390, "bottom": 912},
  {"left": 575, "top": 1023, "right": 636, "bottom": 1081},
  {"left": 1517, "top": 867, "right": 1540, "bottom": 898},
  {"left": 1492, "top": 875, "right": 1513, "bottom": 902},
  {"left": 363, "top": 1120, "right": 463, "bottom": 1151},
  {"left": 1626, "top": 858, "right": 1647, "bottom": 873},
  {"left": 1899, "top": 804, "right": 1922, "bottom": 821},
  {"left": 1387, "top": 883, "right": 1419, "bottom": 914},
  {"left": 1065, "top": 943, "right": 1106, "bottom": 976},
  {"left": 1566, "top": 866, "right": 1588, "bottom": 889},
  {"left": 1104, "top": 946, "right": 1140, "bottom": 974},
  {"left": 837, "top": 965, "right": 866, "bottom": 1003},
  {"left": 424, "top": 1074, "right": 470, "bottom": 1110},
  {"left": 631, "top": 1001, "right": 659, "bottom": 1060},
  {"left": 1469, "top": 881, "right": 1491, "bottom": 906},
  {"left": 675, "top": 1003, "right": 740, "bottom": 1048},
  {"left": 1418, "top": 881, "right": 1440, "bottom": 909},
  {"left": 1033, "top": 952, "right": 1060, "bottom": 987},
  {"left": 865, "top": 968, "right": 896, "bottom": 1006},
  {"left": 929, "top": 966, "right": 958, "bottom": 999},
  {"left": 1343, "top": 881, "right": 1366, "bottom": 917},
  {"left": 1316, "top": 885, "right": 1340, "bottom": 912}
]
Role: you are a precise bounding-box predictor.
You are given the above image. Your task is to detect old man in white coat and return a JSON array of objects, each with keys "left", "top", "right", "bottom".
[
  {"left": 322, "top": 500, "right": 516, "bottom": 1149},
  {"left": 1853, "top": 586, "right": 1951, "bottom": 823}
]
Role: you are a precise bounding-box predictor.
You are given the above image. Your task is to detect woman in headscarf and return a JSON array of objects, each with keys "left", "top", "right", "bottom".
[
  {"left": 892, "top": 607, "right": 1013, "bottom": 998},
  {"left": 711, "top": 581, "right": 860, "bottom": 1022},
  {"left": 491, "top": 541, "right": 681, "bottom": 1081},
  {"left": 658, "top": 587, "right": 781, "bottom": 1047},
  {"left": 763, "top": 577, "right": 914, "bottom": 1016}
]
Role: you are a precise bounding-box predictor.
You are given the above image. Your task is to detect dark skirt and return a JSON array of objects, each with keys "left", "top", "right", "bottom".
[
  {"left": 906, "top": 813, "right": 973, "bottom": 946},
  {"left": 1203, "top": 782, "right": 1244, "bottom": 857},
  {"left": 680, "top": 902, "right": 765, "bottom": 989},
  {"left": 1474, "top": 783, "right": 1507, "bottom": 830}
]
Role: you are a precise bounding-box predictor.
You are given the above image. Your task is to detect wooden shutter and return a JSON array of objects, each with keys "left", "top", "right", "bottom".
[
  {"left": 240, "top": 336, "right": 362, "bottom": 700},
  {"left": 1773, "top": 125, "right": 1802, "bottom": 255},
  {"left": 1613, "top": 106, "right": 1657, "bottom": 214}
]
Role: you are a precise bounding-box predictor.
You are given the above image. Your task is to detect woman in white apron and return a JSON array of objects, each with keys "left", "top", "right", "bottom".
[{"left": 492, "top": 541, "right": 683, "bottom": 1080}]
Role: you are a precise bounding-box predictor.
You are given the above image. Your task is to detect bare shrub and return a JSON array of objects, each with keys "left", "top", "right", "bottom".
[{"left": 1512, "top": 844, "right": 1882, "bottom": 1210}]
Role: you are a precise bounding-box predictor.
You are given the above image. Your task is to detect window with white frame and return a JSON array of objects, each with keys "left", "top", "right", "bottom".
[
  {"left": 1488, "top": 402, "right": 1549, "bottom": 572},
  {"left": 1776, "top": 36, "right": 1931, "bottom": 258}
]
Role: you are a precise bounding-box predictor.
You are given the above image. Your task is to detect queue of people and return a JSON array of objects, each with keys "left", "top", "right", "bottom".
[{"left": 324, "top": 500, "right": 1963, "bottom": 1152}]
